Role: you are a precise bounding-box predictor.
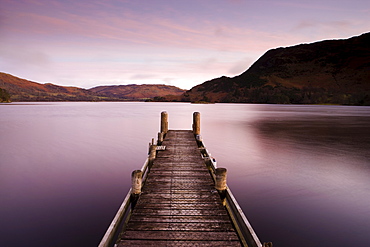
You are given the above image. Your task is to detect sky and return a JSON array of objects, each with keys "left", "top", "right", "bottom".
[{"left": 0, "top": 0, "right": 369, "bottom": 90}]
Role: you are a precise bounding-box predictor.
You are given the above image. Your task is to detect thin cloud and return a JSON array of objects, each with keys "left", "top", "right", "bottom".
[
  {"left": 162, "top": 78, "right": 174, "bottom": 84},
  {"left": 2, "top": 0, "right": 280, "bottom": 52},
  {"left": 291, "top": 19, "right": 356, "bottom": 41},
  {"left": 293, "top": 20, "right": 352, "bottom": 30},
  {"left": 226, "top": 0, "right": 244, "bottom": 3},
  {"left": 273, "top": 1, "right": 349, "bottom": 12},
  {"left": 0, "top": 43, "right": 53, "bottom": 69},
  {"left": 130, "top": 74, "right": 158, "bottom": 80},
  {"left": 228, "top": 57, "right": 254, "bottom": 75},
  {"left": 293, "top": 20, "right": 316, "bottom": 31}
]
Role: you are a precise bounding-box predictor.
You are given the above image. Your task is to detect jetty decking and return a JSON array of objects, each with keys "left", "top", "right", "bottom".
[
  {"left": 117, "top": 129, "right": 240, "bottom": 246},
  {"left": 99, "top": 112, "right": 269, "bottom": 247}
]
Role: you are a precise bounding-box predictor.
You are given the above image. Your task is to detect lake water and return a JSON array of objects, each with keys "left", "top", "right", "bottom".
[{"left": 1, "top": 102, "right": 370, "bottom": 247}]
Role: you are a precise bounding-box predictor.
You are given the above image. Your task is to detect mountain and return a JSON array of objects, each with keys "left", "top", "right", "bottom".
[
  {"left": 89, "top": 84, "right": 185, "bottom": 101},
  {"left": 0, "top": 72, "right": 185, "bottom": 101},
  {"left": 184, "top": 32, "right": 370, "bottom": 105},
  {"left": 0, "top": 72, "right": 102, "bottom": 101}
]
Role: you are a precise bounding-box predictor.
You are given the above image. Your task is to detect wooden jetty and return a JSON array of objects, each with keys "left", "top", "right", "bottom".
[{"left": 99, "top": 112, "right": 271, "bottom": 247}]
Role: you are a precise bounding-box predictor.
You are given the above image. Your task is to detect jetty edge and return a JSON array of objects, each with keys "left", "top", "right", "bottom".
[{"left": 98, "top": 111, "right": 272, "bottom": 247}]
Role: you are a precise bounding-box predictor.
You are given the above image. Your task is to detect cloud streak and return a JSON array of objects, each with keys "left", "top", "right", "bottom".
[{"left": 2, "top": 0, "right": 289, "bottom": 52}]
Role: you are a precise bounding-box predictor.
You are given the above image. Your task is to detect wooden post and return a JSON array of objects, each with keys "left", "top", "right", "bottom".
[
  {"left": 149, "top": 144, "right": 157, "bottom": 160},
  {"left": 132, "top": 170, "right": 142, "bottom": 195},
  {"left": 148, "top": 143, "right": 157, "bottom": 167},
  {"left": 193, "top": 112, "right": 200, "bottom": 135},
  {"left": 215, "top": 168, "right": 227, "bottom": 200},
  {"left": 157, "top": 132, "right": 164, "bottom": 145},
  {"left": 131, "top": 170, "right": 142, "bottom": 207},
  {"left": 160, "top": 111, "right": 168, "bottom": 134},
  {"left": 215, "top": 168, "right": 227, "bottom": 191}
]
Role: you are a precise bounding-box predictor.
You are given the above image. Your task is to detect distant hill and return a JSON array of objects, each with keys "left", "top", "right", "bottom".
[
  {"left": 89, "top": 84, "right": 185, "bottom": 101},
  {"left": 0, "top": 73, "right": 101, "bottom": 101},
  {"left": 184, "top": 32, "right": 370, "bottom": 105},
  {"left": 0, "top": 73, "right": 185, "bottom": 102}
]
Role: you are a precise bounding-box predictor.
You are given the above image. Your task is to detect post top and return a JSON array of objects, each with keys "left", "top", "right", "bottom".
[
  {"left": 132, "top": 170, "right": 143, "bottom": 176},
  {"left": 215, "top": 168, "right": 227, "bottom": 174}
]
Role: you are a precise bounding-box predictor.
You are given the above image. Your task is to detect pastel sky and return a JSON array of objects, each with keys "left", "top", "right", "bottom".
[{"left": 1, "top": 0, "right": 369, "bottom": 89}]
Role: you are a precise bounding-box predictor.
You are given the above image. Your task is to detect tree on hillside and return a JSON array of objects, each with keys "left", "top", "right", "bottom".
[{"left": 0, "top": 88, "right": 11, "bottom": 102}]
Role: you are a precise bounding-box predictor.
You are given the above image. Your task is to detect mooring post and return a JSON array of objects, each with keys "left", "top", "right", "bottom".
[
  {"left": 193, "top": 112, "right": 200, "bottom": 135},
  {"left": 157, "top": 132, "right": 164, "bottom": 145},
  {"left": 131, "top": 170, "right": 142, "bottom": 208},
  {"left": 148, "top": 141, "right": 157, "bottom": 167},
  {"left": 215, "top": 168, "right": 227, "bottom": 200},
  {"left": 160, "top": 111, "right": 168, "bottom": 134}
]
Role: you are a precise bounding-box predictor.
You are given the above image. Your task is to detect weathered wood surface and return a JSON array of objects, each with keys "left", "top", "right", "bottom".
[{"left": 116, "top": 130, "right": 241, "bottom": 246}]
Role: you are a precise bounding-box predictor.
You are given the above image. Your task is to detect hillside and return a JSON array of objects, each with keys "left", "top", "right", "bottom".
[
  {"left": 0, "top": 73, "right": 101, "bottom": 101},
  {"left": 0, "top": 73, "right": 185, "bottom": 101},
  {"left": 89, "top": 84, "right": 185, "bottom": 101},
  {"left": 184, "top": 32, "right": 370, "bottom": 105}
]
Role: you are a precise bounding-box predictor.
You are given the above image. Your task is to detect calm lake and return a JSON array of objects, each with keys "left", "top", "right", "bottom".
[{"left": 1, "top": 102, "right": 370, "bottom": 247}]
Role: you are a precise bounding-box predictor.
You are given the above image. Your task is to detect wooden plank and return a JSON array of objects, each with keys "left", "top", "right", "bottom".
[
  {"left": 135, "top": 198, "right": 222, "bottom": 204},
  {"left": 145, "top": 170, "right": 210, "bottom": 174},
  {"left": 116, "top": 240, "right": 241, "bottom": 247},
  {"left": 135, "top": 202, "right": 224, "bottom": 209},
  {"left": 122, "top": 215, "right": 233, "bottom": 223},
  {"left": 125, "top": 222, "right": 236, "bottom": 231},
  {"left": 121, "top": 230, "right": 240, "bottom": 241},
  {"left": 129, "top": 193, "right": 220, "bottom": 201},
  {"left": 144, "top": 177, "right": 213, "bottom": 182},
  {"left": 130, "top": 209, "right": 229, "bottom": 216}
]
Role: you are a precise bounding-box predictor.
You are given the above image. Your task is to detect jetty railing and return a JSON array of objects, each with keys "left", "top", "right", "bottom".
[{"left": 98, "top": 111, "right": 270, "bottom": 247}]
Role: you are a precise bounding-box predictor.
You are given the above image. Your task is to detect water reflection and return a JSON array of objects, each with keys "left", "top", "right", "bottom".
[{"left": 254, "top": 116, "right": 370, "bottom": 160}]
